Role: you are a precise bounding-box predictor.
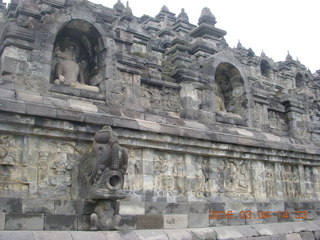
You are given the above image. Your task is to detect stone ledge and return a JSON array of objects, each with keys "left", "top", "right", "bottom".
[
  {"left": 0, "top": 96, "right": 320, "bottom": 157},
  {"left": 0, "top": 221, "right": 319, "bottom": 240},
  {"left": 0, "top": 111, "right": 319, "bottom": 165}
]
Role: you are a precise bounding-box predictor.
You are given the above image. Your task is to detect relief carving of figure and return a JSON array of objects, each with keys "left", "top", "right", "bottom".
[
  {"left": 154, "top": 154, "right": 173, "bottom": 195},
  {"left": 292, "top": 166, "right": 300, "bottom": 197},
  {"left": 304, "top": 167, "right": 312, "bottom": 198},
  {"left": 173, "top": 159, "right": 185, "bottom": 195},
  {"left": 265, "top": 164, "right": 275, "bottom": 197},
  {"left": 125, "top": 157, "right": 142, "bottom": 191},
  {"left": 53, "top": 43, "right": 85, "bottom": 86},
  {"left": 225, "top": 160, "right": 249, "bottom": 195},
  {"left": 282, "top": 165, "right": 295, "bottom": 198},
  {"left": 194, "top": 159, "right": 208, "bottom": 197}
]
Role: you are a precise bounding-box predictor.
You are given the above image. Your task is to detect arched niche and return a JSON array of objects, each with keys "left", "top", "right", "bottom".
[
  {"left": 260, "top": 59, "right": 271, "bottom": 76},
  {"left": 295, "top": 73, "right": 304, "bottom": 88},
  {"left": 51, "top": 19, "right": 105, "bottom": 87},
  {"left": 214, "top": 62, "right": 247, "bottom": 119}
]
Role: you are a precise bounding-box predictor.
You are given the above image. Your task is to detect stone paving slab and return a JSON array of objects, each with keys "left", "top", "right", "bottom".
[{"left": 0, "top": 221, "right": 319, "bottom": 240}]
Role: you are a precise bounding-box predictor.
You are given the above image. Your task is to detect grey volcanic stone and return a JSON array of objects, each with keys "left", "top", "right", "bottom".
[{"left": 5, "top": 214, "right": 44, "bottom": 230}]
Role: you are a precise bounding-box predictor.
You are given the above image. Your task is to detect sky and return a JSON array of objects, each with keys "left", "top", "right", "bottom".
[{"left": 4, "top": 0, "right": 320, "bottom": 73}]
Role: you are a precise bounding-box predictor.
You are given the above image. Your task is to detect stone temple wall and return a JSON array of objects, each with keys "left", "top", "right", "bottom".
[{"left": 0, "top": 0, "right": 319, "bottom": 232}]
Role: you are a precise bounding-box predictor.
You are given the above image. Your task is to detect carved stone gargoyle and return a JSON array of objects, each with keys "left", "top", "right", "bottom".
[
  {"left": 81, "top": 126, "right": 128, "bottom": 230},
  {"left": 86, "top": 126, "right": 128, "bottom": 199}
]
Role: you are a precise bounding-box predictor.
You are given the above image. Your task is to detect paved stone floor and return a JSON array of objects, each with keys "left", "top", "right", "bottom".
[{"left": 0, "top": 221, "right": 319, "bottom": 240}]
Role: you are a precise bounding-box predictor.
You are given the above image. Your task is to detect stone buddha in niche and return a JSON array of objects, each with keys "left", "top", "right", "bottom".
[
  {"left": 53, "top": 44, "right": 85, "bottom": 86},
  {"left": 213, "top": 82, "right": 227, "bottom": 112},
  {"left": 213, "top": 82, "right": 241, "bottom": 119}
]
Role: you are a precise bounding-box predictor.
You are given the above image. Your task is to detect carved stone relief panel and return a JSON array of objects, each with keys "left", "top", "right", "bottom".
[
  {"left": 37, "top": 141, "right": 76, "bottom": 198},
  {"left": 153, "top": 151, "right": 185, "bottom": 196},
  {"left": 0, "top": 135, "right": 18, "bottom": 166},
  {"left": 184, "top": 155, "right": 210, "bottom": 199},
  {"left": 140, "top": 83, "right": 181, "bottom": 114},
  {"left": 281, "top": 164, "right": 300, "bottom": 198},
  {"left": 0, "top": 134, "right": 28, "bottom": 197},
  {"left": 265, "top": 163, "right": 275, "bottom": 198},
  {"left": 124, "top": 148, "right": 143, "bottom": 191},
  {"left": 304, "top": 166, "right": 313, "bottom": 199},
  {"left": 268, "top": 110, "right": 289, "bottom": 136},
  {"left": 224, "top": 159, "right": 252, "bottom": 198}
]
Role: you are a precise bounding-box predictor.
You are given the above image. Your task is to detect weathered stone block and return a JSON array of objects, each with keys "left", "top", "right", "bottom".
[
  {"left": 50, "top": 84, "right": 81, "bottom": 96},
  {"left": 271, "top": 234, "right": 287, "bottom": 240},
  {"left": 234, "top": 225, "right": 259, "bottom": 238},
  {"left": 291, "top": 222, "right": 309, "bottom": 232},
  {"left": 84, "top": 113, "right": 114, "bottom": 125},
  {"left": 227, "top": 214, "right": 246, "bottom": 226},
  {"left": 245, "top": 212, "right": 263, "bottom": 225},
  {"left": 0, "top": 99, "right": 26, "bottom": 114},
  {"left": 33, "top": 232, "right": 73, "bottom": 240},
  {"left": 72, "top": 232, "right": 106, "bottom": 240},
  {"left": 213, "top": 226, "right": 243, "bottom": 239},
  {"left": 118, "top": 215, "right": 137, "bottom": 230},
  {"left": 22, "top": 199, "right": 54, "bottom": 214},
  {"left": 145, "top": 202, "right": 168, "bottom": 214},
  {"left": 0, "top": 88, "right": 15, "bottom": 99},
  {"left": 26, "top": 103, "right": 57, "bottom": 118},
  {"left": 167, "top": 203, "right": 188, "bottom": 214},
  {"left": 54, "top": 200, "right": 76, "bottom": 215},
  {"left": 113, "top": 117, "right": 139, "bottom": 129},
  {"left": 0, "top": 56, "right": 29, "bottom": 75},
  {"left": 43, "top": 97, "right": 69, "bottom": 109},
  {"left": 143, "top": 190, "right": 154, "bottom": 202},
  {"left": 164, "top": 214, "right": 188, "bottom": 229},
  {"left": 209, "top": 214, "right": 228, "bottom": 227},
  {"left": 286, "top": 233, "right": 302, "bottom": 240},
  {"left": 80, "top": 90, "right": 105, "bottom": 100},
  {"left": 314, "top": 231, "right": 320, "bottom": 240},
  {"left": 300, "top": 232, "right": 315, "bottom": 240},
  {"left": 0, "top": 213, "right": 5, "bottom": 230},
  {"left": 245, "top": 237, "right": 272, "bottom": 240},
  {"left": 77, "top": 215, "right": 90, "bottom": 231},
  {"left": 5, "top": 213, "right": 44, "bottom": 230},
  {"left": 44, "top": 214, "right": 77, "bottom": 230},
  {"left": 209, "top": 202, "right": 225, "bottom": 212},
  {"left": 56, "top": 109, "right": 84, "bottom": 122},
  {"left": 189, "top": 202, "right": 209, "bottom": 214},
  {"left": 138, "top": 119, "right": 162, "bottom": 133},
  {"left": 161, "top": 124, "right": 182, "bottom": 136},
  {"left": 133, "top": 230, "right": 167, "bottom": 240},
  {"left": 68, "top": 99, "right": 98, "bottom": 113},
  {"left": 16, "top": 91, "right": 43, "bottom": 104},
  {"left": 188, "top": 214, "right": 209, "bottom": 228},
  {"left": 137, "top": 215, "right": 164, "bottom": 229},
  {"left": 0, "top": 197, "right": 22, "bottom": 213},
  {"left": 119, "top": 201, "right": 145, "bottom": 215},
  {"left": 253, "top": 224, "right": 275, "bottom": 235},
  {"left": 163, "top": 229, "right": 193, "bottom": 239},
  {"left": 0, "top": 231, "right": 36, "bottom": 240}
]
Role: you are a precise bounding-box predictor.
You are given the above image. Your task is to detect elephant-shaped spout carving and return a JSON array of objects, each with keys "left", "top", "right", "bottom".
[{"left": 88, "top": 126, "right": 128, "bottom": 192}]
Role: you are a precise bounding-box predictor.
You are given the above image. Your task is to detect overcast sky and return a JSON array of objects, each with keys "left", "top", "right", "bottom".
[{"left": 4, "top": 0, "right": 320, "bottom": 72}]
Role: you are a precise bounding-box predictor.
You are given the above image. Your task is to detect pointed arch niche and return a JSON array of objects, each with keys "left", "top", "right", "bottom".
[
  {"left": 214, "top": 62, "right": 248, "bottom": 124},
  {"left": 51, "top": 19, "right": 105, "bottom": 88}
]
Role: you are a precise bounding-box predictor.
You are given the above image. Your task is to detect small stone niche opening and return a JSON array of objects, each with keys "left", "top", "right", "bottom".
[
  {"left": 295, "top": 73, "right": 304, "bottom": 88},
  {"left": 51, "top": 19, "right": 105, "bottom": 88},
  {"left": 260, "top": 59, "right": 271, "bottom": 76},
  {"left": 214, "top": 62, "right": 247, "bottom": 121}
]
